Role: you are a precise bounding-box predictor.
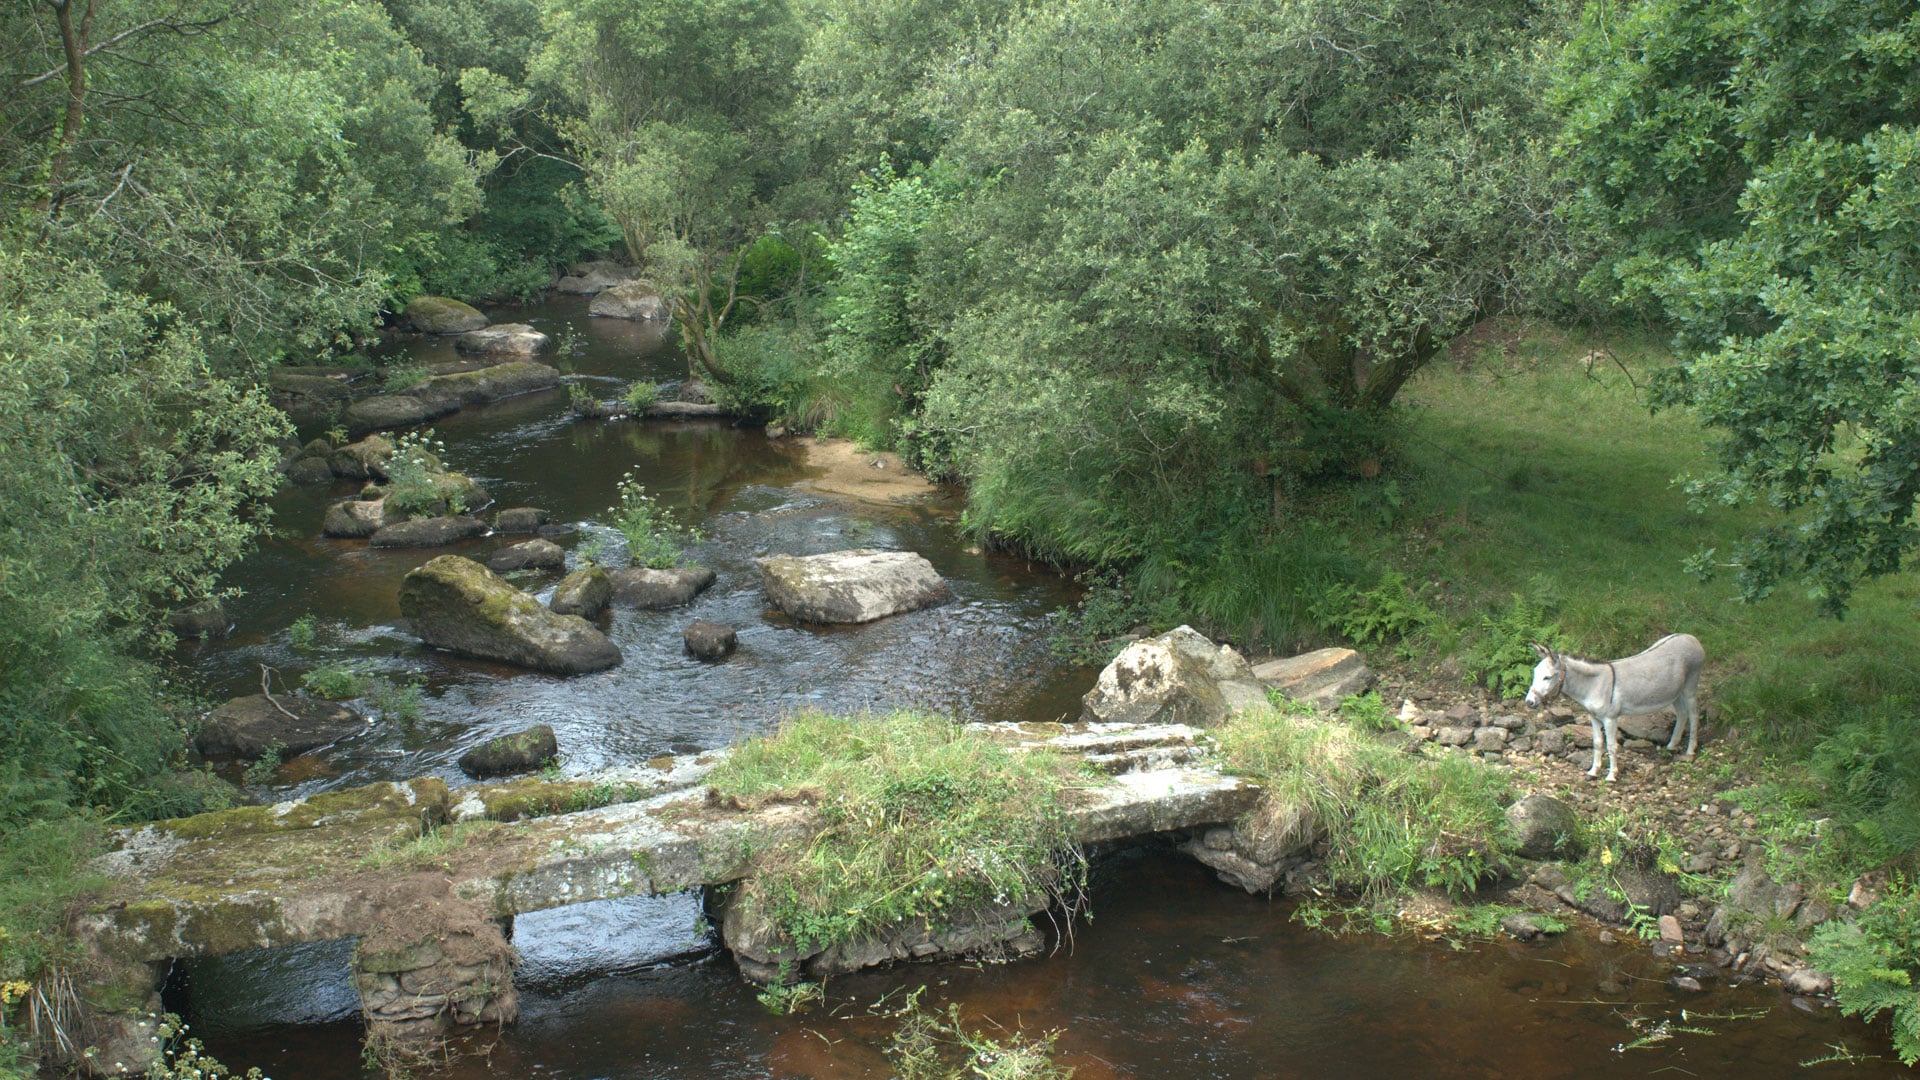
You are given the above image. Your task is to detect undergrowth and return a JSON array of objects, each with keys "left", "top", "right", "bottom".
[
  {"left": 707, "top": 711, "right": 1087, "bottom": 957},
  {"left": 1214, "top": 705, "right": 1512, "bottom": 902},
  {"left": 1806, "top": 875, "right": 1920, "bottom": 1065}
]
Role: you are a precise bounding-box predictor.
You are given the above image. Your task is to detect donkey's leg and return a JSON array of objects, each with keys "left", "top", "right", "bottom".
[
  {"left": 1665, "top": 703, "right": 1687, "bottom": 752},
  {"left": 1586, "top": 715, "right": 1603, "bottom": 778},
  {"left": 1603, "top": 716, "right": 1620, "bottom": 782}
]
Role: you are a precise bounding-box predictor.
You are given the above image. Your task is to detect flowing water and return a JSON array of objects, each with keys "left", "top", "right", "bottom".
[{"left": 175, "top": 298, "right": 1907, "bottom": 1077}]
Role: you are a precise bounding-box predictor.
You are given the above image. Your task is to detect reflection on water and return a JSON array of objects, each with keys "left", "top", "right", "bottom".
[
  {"left": 194, "top": 852, "right": 1903, "bottom": 1079},
  {"left": 179, "top": 299, "right": 1902, "bottom": 1077}
]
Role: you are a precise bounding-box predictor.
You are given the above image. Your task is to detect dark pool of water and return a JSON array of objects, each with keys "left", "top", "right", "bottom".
[{"left": 175, "top": 298, "right": 1906, "bottom": 1076}]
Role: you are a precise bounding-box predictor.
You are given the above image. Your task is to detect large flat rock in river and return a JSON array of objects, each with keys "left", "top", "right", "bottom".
[{"left": 756, "top": 549, "right": 952, "bottom": 624}]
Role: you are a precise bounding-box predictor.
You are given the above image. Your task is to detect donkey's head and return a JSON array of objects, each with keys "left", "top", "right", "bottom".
[{"left": 1523, "top": 642, "right": 1562, "bottom": 708}]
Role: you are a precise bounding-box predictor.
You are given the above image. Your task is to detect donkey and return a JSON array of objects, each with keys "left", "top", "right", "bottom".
[{"left": 1524, "top": 634, "right": 1705, "bottom": 781}]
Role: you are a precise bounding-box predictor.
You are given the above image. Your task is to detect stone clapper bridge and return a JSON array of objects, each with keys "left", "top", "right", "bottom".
[{"left": 69, "top": 635, "right": 1369, "bottom": 1074}]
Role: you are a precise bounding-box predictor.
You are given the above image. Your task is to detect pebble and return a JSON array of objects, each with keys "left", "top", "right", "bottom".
[
  {"left": 1668, "top": 975, "right": 1705, "bottom": 993},
  {"left": 1658, "top": 915, "right": 1684, "bottom": 943}
]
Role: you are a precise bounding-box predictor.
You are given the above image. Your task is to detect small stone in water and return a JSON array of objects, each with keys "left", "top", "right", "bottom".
[{"left": 1668, "top": 975, "right": 1705, "bottom": 993}]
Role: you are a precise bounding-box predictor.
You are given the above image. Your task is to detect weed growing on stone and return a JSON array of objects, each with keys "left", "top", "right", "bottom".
[
  {"left": 301, "top": 662, "right": 369, "bottom": 701},
  {"left": 754, "top": 972, "right": 823, "bottom": 1016},
  {"left": 367, "top": 677, "right": 424, "bottom": 723},
  {"left": 604, "top": 472, "right": 701, "bottom": 569},
  {"left": 384, "top": 431, "right": 466, "bottom": 519},
  {"left": 150, "top": 1015, "right": 266, "bottom": 1079},
  {"left": 381, "top": 364, "right": 430, "bottom": 392},
  {"left": 287, "top": 614, "right": 319, "bottom": 651},
  {"left": 1216, "top": 705, "right": 1513, "bottom": 901},
  {"left": 707, "top": 711, "right": 1087, "bottom": 955},
  {"left": 1444, "top": 903, "right": 1567, "bottom": 940}
]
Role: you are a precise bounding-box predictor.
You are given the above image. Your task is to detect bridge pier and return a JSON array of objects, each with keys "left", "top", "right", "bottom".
[{"left": 352, "top": 911, "right": 518, "bottom": 1051}]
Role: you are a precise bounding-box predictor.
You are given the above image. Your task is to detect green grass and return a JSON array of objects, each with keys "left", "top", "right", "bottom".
[
  {"left": 1377, "top": 325, "right": 1920, "bottom": 741},
  {"left": 1214, "top": 704, "right": 1513, "bottom": 900},
  {"left": 707, "top": 711, "right": 1087, "bottom": 956}
]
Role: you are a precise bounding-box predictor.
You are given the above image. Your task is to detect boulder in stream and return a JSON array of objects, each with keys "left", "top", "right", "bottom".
[
  {"left": 454, "top": 323, "right": 553, "bottom": 357},
  {"left": 683, "top": 620, "right": 738, "bottom": 660},
  {"left": 755, "top": 549, "right": 951, "bottom": 624},
  {"left": 493, "top": 507, "right": 550, "bottom": 534},
  {"left": 1080, "top": 625, "right": 1265, "bottom": 728},
  {"left": 412, "top": 360, "right": 561, "bottom": 411},
  {"left": 399, "top": 555, "right": 622, "bottom": 674},
  {"left": 404, "top": 296, "right": 488, "bottom": 334},
  {"left": 343, "top": 394, "right": 450, "bottom": 433},
  {"left": 609, "top": 565, "right": 716, "bottom": 609},
  {"left": 285, "top": 456, "right": 336, "bottom": 485},
  {"left": 488, "top": 538, "right": 566, "bottom": 573},
  {"left": 588, "top": 280, "right": 669, "bottom": 321},
  {"left": 553, "top": 259, "right": 638, "bottom": 295},
  {"left": 197, "top": 694, "right": 370, "bottom": 760},
  {"left": 549, "top": 567, "right": 613, "bottom": 618},
  {"left": 269, "top": 370, "right": 356, "bottom": 426},
  {"left": 370, "top": 515, "right": 489, "bottom": 549},
  {"left": 328, "top": 435, "right": 396, "bottom": 480},
  {"left": 322, "top": 497, "right": 403, "bottom": 538},
  {"left": 458, "top": 725, "right": 558, "bottom": 779},
  {"left": 167, "top": 600, "right": 231, "bottom": 640}
]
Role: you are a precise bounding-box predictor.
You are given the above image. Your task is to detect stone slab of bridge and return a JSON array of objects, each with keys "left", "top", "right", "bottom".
[{"left": 67, "top": 722, "right": 1260, "bottom": 1075}]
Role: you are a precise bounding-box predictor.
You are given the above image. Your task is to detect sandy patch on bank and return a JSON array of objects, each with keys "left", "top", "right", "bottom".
[{"left": 789, "top": 436, "right": 945, "bottom": 505}]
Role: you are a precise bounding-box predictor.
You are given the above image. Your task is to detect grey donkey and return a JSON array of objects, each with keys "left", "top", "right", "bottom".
[{"left": 1524, "top": 634, "right": 1705, "bottom": 781}]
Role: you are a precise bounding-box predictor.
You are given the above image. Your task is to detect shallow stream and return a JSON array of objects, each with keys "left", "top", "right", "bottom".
[{"left": 176, "top": 298, "right": 1906, "bottom": 1077}]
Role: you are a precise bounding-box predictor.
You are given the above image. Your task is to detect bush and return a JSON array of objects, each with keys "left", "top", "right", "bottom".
[
  {"left": 1314, "top": 570, "right": 1438, "bottom": 649},
  {"left": 604, "top": 472, "right": 702, "bottom": 569},
  {"left": 1216, "top": 705, "right": 1513, "bottom": 900},
  {"left": 1807, "top": 876, "right": 1920, "bottom": 1065},
  {"left": 707, "top": 711, "right": 1085, "bottom": 954},
  {"left": 623, "top": 380, "right": 660, "bottom": 415}
]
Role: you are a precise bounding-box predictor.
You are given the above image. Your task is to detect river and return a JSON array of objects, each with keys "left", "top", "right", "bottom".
[{"left": 174, "top": 296, "right": 1907, "bottom": 1077}]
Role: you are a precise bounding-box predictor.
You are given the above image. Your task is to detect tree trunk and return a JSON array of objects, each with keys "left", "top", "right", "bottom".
[{"left": 43, "top": 0, "right": 97, "bottom": 206}]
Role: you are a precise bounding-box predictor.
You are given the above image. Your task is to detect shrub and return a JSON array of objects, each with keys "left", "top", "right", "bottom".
[
  {"left": 604, "top": 472, "right": 702, "bottom": 569},
  {"left": 707, "top": 711, "right": 1086, "bottom": 955},
  {"left": 623, "top": 380, "right": 660, "bottom": 415},
  {"left": 1807, "top": 876, "right": 1920, "bottom": 1065},
  {"left": 1314, "top": 570, "right": 1438, "bottom": 648},
  {"left": 1216, "top": 705, "right": 1512, "bottom": 900}
]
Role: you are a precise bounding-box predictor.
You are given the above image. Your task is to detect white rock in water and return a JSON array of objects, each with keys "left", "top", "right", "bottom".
[
  {"left": 755, "top": 549, "right": 952, "bottom": 624},
  {"left": 1080, "top": 625, "right": 1265, "bottom": 728}
]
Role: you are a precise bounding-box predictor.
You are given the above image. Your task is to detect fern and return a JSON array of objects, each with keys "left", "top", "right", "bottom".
[
  {"left": 1462, "top": 580, "right": 1565, "bottom": 699},
  {"left": 1807, "top": 876, "right": 1920, "bottom": 1064}
]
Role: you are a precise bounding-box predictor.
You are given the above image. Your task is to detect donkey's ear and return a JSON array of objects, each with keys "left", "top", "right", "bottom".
[{"left": 1530, "top": 641, "right": 1551, "bottom": 660}]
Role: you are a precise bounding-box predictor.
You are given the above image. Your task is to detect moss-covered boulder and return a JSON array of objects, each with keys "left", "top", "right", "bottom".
[
  {"left": 493, "top": 506, "right": 550, "bottom": 534},
  {"left": 411, "top": 360, "right": 560, "bottom": 412},
  {"left": 399, "top": 555, "right": 621, "bottom": 674},
  {"left": 588, "top": 280, "right": 668, "bottom": 320},
  {"left": 1081, "top": 625, "right": 1265, "bottom": 727},
  {"left": 458, "top": 725, "right": 558, "bottom": 779},
  {"left": 327, "top": 434, "right": 396, "bottom": 480},
  {"left": 404, "top": 295, "right": 488, "bottom": 334},
  {"left": 343, "top": 393, "right": 450, "bottom": 433},
  {"left": 549, "top": 567, "right": 612, "bottom": 617}
]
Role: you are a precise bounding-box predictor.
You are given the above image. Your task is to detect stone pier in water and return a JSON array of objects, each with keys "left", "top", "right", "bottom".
[{"left": 71, "top": 722, "right": 1260, "bottom": 1074}]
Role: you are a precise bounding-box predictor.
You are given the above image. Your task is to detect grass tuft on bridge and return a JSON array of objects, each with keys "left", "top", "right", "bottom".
[{"left": 708, "top": 710, "right": 1087, "bottom": 955}]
